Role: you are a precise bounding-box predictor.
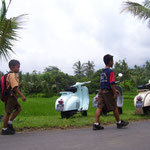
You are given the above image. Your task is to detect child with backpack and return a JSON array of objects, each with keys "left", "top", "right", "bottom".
[{"left": 1, "top": 60, "right": 26, "bottom": 135}]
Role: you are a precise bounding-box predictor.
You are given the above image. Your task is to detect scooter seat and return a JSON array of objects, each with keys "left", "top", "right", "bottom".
[
  {"left": 65, "top": 87, "right": 77, "bottom": 93},
  {"left": 138, "top": 84, "right": 150, "bottom": 90}
]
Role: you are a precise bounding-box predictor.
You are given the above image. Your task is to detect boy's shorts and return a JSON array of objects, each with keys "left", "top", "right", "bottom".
[
  {"left": 5, "top": 95, "right": 21, "bottom": 114},
  {"left": 97, "top": 89, "right": 117, "bottom": 111}
]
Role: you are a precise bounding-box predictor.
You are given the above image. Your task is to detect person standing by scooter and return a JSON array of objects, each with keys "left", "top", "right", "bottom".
[{"left": 93, "top": 54, "right": 129, "bottom": 130}]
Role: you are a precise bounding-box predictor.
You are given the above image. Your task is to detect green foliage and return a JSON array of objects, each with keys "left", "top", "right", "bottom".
[
  {"left": 120, "top": 80, "right": 136, "bottom": 91},
  {"left": 122, "top": 0, "right": 150, "bottom": 27},
  {"left": 1, "top": 59, "right": 150, "bottom": 98},
  {"left": 0, "top": 0, "right": 27, "bottom": 61},
  {"left": 145, "top": 60, "right": 150, "bottom": 81},
  {"left": 89, "top": 69, "right": 101, "bottom": 94},
  {"left": 20, "top": 68, "right": 76, "bottom": 97},
  {"left": 44, "top": 66, "right": 60, "bottom": 73},
  {"left": 0, "top": 0, "right": 7, "bottom": 21},
  {"left": 131, "top": 65, "right": 146, "bottom": 86},
  {"left": 114, "top": 59, "right": 130, "bottom": 81},
  {"left": 114, "top": 59, "right": 150, "bottom": 91},
  {"left": 7, "top": 59, "right": 149, "bottom": 97},
  {"left": 73, "top": 60, "right": 95, "bottom": 79},
  {"left": 73, "top": 61, "right": 85, "bottom": 77},
  {"left": 83, "top": 61, "right": 95, "bottom": 78}
]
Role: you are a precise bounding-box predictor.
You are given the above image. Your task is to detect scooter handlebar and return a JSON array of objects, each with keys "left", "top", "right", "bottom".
[
  {"left": 84, "top": 81, "right": 91, "bottom": 84},
  {"left": 115, "top": 81, "right": 120, "bottom": 84},
  {"left": 73, "top": 81, "right": 91, "bottom": 87}
]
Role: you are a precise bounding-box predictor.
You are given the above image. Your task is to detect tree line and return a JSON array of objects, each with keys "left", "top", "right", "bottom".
[
  {"left": 1, "top": 0, "right": 150, "bottom": 97},
  {"left": 0, "top": 59, "right": 150, "bottom": 97}
]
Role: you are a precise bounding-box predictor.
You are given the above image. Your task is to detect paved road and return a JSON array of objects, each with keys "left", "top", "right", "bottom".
[{"left": 0, "top": 120, "right": 150, "bottom": 150}]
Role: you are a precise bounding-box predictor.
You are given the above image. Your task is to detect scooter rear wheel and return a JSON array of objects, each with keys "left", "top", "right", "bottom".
[
  {"left": 118, "top": 107, "right": 123, "bottom": 114},
  {"left": 61, "top": 111, "right": 77, "bottom": 118}
]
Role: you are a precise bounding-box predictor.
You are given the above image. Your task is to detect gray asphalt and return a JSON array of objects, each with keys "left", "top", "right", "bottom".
[{"left": 0, "top": 120, "right": 150, "bottom": 150}]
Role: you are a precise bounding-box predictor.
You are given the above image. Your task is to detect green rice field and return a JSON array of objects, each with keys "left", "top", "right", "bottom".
[{"left": 0, "top": 92, "right": 150, "bottom": 131}]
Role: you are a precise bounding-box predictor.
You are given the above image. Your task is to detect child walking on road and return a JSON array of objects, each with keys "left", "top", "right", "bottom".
[
  {"left": 1, "top": 60, "right": 26, "bottom": 135},
  {"left": 93, "top": 54, "right": 129, "bottom": 130}
]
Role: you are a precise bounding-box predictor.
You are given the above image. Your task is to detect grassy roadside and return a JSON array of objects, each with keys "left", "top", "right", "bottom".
[{"left": 0, "top": 92, "right": 150, "bottom": 131}]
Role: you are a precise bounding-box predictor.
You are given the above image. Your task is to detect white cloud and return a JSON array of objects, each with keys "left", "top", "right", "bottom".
[{"left": 0, "top": 0, "right": 149, "bottom": 75}]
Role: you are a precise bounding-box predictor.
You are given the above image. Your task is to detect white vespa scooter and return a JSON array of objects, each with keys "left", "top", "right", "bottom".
[
  {"left": 134, "top": 80, "right": 150, "bottom": 115},
  {"left": 55, "top": 81, "right": 91, "bottom": 118}
]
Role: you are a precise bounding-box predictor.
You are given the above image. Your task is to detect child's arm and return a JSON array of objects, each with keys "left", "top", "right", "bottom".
[
  {"left": 110, "top": 84, "right": 118, "bottom": 100},
  {"left": 14, "top": 87, "right": 26, "bottom": 102}
]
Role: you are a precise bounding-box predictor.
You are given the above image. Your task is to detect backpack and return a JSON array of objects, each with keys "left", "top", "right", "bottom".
[{"left": 0, "top": 73, "right": 10, "bottom": 102}]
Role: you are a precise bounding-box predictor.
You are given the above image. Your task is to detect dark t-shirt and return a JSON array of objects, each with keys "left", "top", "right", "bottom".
[{"left": 100, "top": 68, "right": 115, "bottom": 90}]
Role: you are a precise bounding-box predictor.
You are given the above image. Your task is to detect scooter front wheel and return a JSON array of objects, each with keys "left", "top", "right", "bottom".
[
  {"left": 143, "top": 106, "right": 150, "bottom": 115},
  {"left": 81, "top": 110, "right": 87, "bottom": 116}
]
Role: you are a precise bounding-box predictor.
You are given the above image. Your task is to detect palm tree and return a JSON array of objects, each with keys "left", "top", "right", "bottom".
[
  {"left": 83, "top": 61, "right": 95, "bottom": 78},
  {"left": 73, "top": 61, "right": 85, "bottom": 77},
  {"left": 122, "top": 0, "right": 150, "bottom": 26},
  {"left": 0, "top": 0, "right": 26, "bottom": 61}
]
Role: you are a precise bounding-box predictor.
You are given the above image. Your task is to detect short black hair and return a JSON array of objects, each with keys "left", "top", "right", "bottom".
[
  {"left": 103, "top": 54, "right": 113, "bottom": 65},
  {"left": 8, "top": 59, "right": 20, "bottom": 69}
]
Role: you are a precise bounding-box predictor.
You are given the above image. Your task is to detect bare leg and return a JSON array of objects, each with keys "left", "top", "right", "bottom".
[
  {"left": 113, "top": 107, "right": 120, "bottom": 122},
  {"left": 9, "top": 107, "right": 21, "bottom": 121},
  {"left": 95, "top": 107, "right": 102, "bottom": 123},
  {"left": 3, "top": 113, "right": 10, "bottom": 128}
]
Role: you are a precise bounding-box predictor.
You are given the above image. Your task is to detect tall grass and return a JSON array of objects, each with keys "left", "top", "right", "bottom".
[{"left": 0, "top": 92, "right": 150, "bottom": 131}]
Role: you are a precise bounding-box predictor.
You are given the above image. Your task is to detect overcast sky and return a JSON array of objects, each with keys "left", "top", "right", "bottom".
[{"left": 0, "top": 0, "right": 150, "bottom": 75}]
